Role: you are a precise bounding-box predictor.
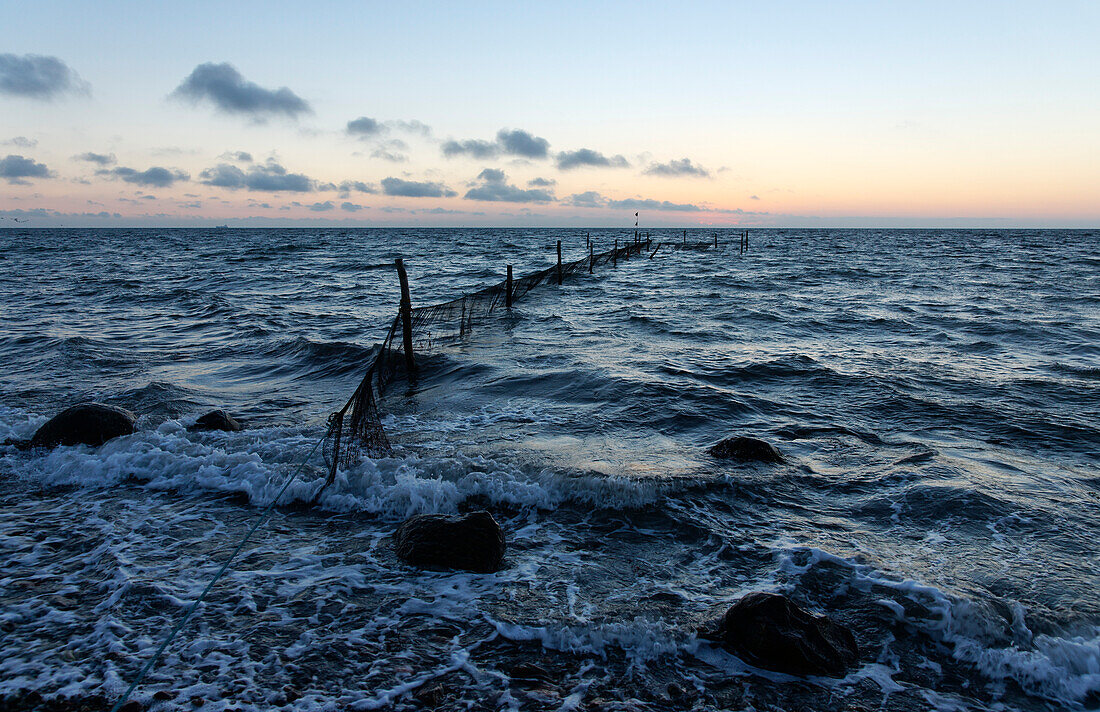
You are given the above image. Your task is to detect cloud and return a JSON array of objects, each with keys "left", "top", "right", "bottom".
[
  {"left": 198, "top": 160, "right": 313, "bottom": 192},
  {"left": 528, "top": 177, "right": 556, "bottom": 187},
  {"left": 340, "top": 202, "right": 363, "bottom": 212},
  {"left": 335, "top": 180, "right": 377, "bottom": 194},
  {"left": 171, "top": 63, "right": 310, "bottom": 119},
  {"left": 381, "top": 177, "right": 457, "bottom": 198},
  {"left": 74, "top": 152, "right": 116, "bottom": 166},
  {"left": 497, "top": 129, "right": 550, "bottom": 159},
  {"left": 371, "top": 139, "right": 409, "bottom": 162},
  {"left": 643, "top": 157, "right": 710, "bottom": 178},
  {"left": 561, "top": 192, "right": 702, "bottom": 212},
  {"left": 218, "top": 150, "right": 253, "bottom": 162},
  {"left": 750, "top": 194, "right": 760, "bottom": 200},
  {"left": 0, "top": 154, "right": 52, "bottom": 183},
  {"left": 3, "top": 136, "right": 38, "bottom": 148},
  {"left": 565, "top": 191, "right": 604, "bottom": 207},
  {"left": 389, "top": 119, "right": 431, "bottom": 136},
  {"left": 98, "top": 165, "right": 189, "bottom": 187},
  {"left": 556, "top": 149, "right": 629, "bottom": 170},
  {"left": 347, "top": 116, "right": 383, "bottom": 137},
  {"left": 0, "top": 54, "right": 89, "bottom": 99},
  {"left": 441, "top": 139, "right": 500, "bottom": 159},
  {"left": 606, "top": 198, "right": 702, "bottom": 212},
  {"left": 307, "top": 201, "right": 335, "bottom": 212},
  {"left": 464, "top": 168, "right": 554, "bottom": 203}
]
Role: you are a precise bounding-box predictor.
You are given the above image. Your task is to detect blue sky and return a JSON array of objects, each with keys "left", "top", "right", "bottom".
[{"left": 2, "top": 1, "right": 1098, "bottom": 227}]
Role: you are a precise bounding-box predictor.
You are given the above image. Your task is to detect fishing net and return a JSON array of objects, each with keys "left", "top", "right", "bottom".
[{"left": 320, "top": 235, "right": 719, "bottom": 482}]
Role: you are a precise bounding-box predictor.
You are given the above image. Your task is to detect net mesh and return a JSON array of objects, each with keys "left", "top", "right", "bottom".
[{"left": 320, "top": 236, "right": 718, "bottom": 478}]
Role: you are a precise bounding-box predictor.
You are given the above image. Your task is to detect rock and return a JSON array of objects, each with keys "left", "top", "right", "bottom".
[
  {"left": 29, "top": 403, "right": 136, "bottom": 449},
  {"left": 712, "top": 592, "right": 858, "bottom": 677},
  {"left": 189, "top": 409, "right": 243, "bottom": 432},
  {"left": 412, "top": 683, "right": 445, "bottom": 706},
  {"left": 707, "top": 436, "right": 784, "bottom": 463},
  {"left": 394, "top": 511, "right": 506, "bottom": 573}
]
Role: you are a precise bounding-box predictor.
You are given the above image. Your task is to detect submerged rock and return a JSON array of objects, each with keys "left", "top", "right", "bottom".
[
  {"left": 28, "top": 403, "right": 136, "bottom": 449},
  {"left": 394, "top": 511, "right": 506, "bottom": 573},
  {"left": 712, "top": 592, "right": 858, "bottom": 677},
  {"left": 189, "top": 409, "right": 243, "bottom": 432},
  {"left": 707, "top": 436, "right": 785, "bottom": 463}
]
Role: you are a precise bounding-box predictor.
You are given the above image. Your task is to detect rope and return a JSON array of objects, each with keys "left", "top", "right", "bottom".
[{"left": 107, "top": 434, "right": 325, "bottom": 712}]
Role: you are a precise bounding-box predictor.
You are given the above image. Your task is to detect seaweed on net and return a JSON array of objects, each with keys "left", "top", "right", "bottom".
[{"left": 320, "top": 237, "right": 716, "bottom": 480}]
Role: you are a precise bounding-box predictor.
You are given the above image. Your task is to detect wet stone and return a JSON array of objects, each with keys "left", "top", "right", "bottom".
[
  {"left": 28, "top": 403, "right": 136, "bottom": 449},
  {"left": 707, "top": 436, "right": 785, "bottom": 463},
  {"left": 394, "top": 510, "right": 506, "bottom": 573},
  {"left": 711, "top": 592, "right": 858, "bottom": 677},
  {"left": 189, "top": 409, "right": 243, "bottom": 432}
]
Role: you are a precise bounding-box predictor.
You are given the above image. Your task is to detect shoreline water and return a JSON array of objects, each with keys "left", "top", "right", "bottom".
[{"left": 1, "top": 228, "right": 1098, "bottom": 711}]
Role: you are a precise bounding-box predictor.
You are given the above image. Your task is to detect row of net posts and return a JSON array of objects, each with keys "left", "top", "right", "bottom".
[{"left": 319, "top": 229, "right": 747, "bottom": 492}]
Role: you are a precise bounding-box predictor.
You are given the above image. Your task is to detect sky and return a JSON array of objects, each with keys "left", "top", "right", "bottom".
[{"left": 1, "top": 1, "right": 1098, "bottom": 228}]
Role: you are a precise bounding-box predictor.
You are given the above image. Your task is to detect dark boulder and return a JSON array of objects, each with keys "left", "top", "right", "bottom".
[
  {"left": 394, "top": 511, "right": 506, "bottom": 573},
  {"left": 28, "top": 403, "right": 136, "bottom": 449},
  {"left": 710, "top": 592, "right": 858, "bottom": 677},
  {"left": 189, "top": 409, "right": 243, "bottom": 432},
  {"left": 707, "top": 436, "right": 784, "bottom": 463}
]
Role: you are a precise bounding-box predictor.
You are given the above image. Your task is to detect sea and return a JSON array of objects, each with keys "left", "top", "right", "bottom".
[{"left": 1, "top": 227, "right": 1097, "bottom": 711}]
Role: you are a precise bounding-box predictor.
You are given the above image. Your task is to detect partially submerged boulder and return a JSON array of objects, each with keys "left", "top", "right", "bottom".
[
  {"left": 710, "top": 592, "right": 858, "bottom": 677},
  {"left": 189, "top": 409, "right": 243, "bottom": 432},
  {"left": 394, "top": 511, "right": 506, "bottom": 573},
  {"left": 27, "top": 403, "right": 136, "bottom": 449},
  {"left": 707, "top": 436, "right": 784, "bottom": 463}
]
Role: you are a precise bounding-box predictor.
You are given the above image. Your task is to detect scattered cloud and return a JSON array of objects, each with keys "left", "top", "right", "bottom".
[
  {"left": 74, "top": 152, "right": 116, "bottom": 166},
  {"left": 171, "top": 62, "right": 311, "bottom": 119},
  {"left": 497, "top": 129, "right": 550, "bottom": 159},
  {"left": 3, "top": 136, "right": 37, "bottom": 148},
  {"left": 335, "top": 180, "right": 377, "bottom": 194},
  {"left": 750, "top": 194, "right": 760, "bottom": 200},
  {"left": 464, "top": 168, "right": 554, "bottom": 203},
  {"left": 307, "top": 201, "right": 335, "bottom": 212},
  {"left": 0, "top": 54, "right": 89, "bottom": 99},
  {"left": 218, "top": 150, "right": 253, "bottom": 162},
  {"left": 0, "top": 154, "right": 53, "bottom": 183},
  {"left": 98, "top": 165, "right": 189, "bottom": 187},
  {"left": 389, "top": 119, "right": 432, "bottom": 136},
  {"left": 564, "top": 191, "right": 604, "bottom": 208},
  {"left": 371, "top": 139, "right": 409, "bottom": 162},
  {"left": 198, "top": 160, "right": 313, "bottom": 192},
  {"left": 606, "top": 197, "right": 701, "bottom": 212},
  {"left": 643, "top": 157, "right": 710, "bottom": 178},
  {"left": 381, "top": 177, "right": 457, "bottom": 198},
  {"left": 442, "top": 139, "right": 499, "bottom": 159},
  {"left": 346, "top": 116, "right": 383, "bottom": 137},
  {"left": 528, "top": 177, "right": 556, "bottom": 187},
  {"left": 340, "top": 202, "right": 363, "bottom": 212},
  {"left": 556, "top": 149, "right": 629, "bottom": 170}
]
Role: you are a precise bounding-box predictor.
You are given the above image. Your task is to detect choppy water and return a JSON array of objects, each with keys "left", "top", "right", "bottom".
[{"left": 1, "top": 228, "right": 1098, "bottom": 711}]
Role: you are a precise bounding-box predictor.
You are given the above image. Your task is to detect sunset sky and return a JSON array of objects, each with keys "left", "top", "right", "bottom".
[{"left": 2, "top": 1, "right": 1098, "bottom": 227}]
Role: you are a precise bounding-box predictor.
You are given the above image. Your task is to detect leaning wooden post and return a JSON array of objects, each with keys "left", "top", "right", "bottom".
[
  {"left": 395, "top": 258, "right": 416, "bottom": 376},
  {"left": 506, "top": 265, "right": 513, "bottom": 309},
  {"left": 614, "top": 238, "right": 618, "bottom": 265},
  {"left": 714, "top": 233, "right": 718, "bottom": 248},
  {"left": 556, "top": 240, "right": 563, "bottom": 285},
  {"left": 589, "top": 242, "right": 593, "bottom": 273}
]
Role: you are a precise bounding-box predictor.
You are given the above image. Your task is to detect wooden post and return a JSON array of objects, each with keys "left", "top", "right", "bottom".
[
  {"left": 395, "top": 258, "right": 416, "bottom": 376},
  {"left": 506, "top": 265, "right": 513, "bottom": 309},
  {"left": 589, "top": 242, "right": 593, "bottom": 273},
  {"left": 683, "top": 230, "right": 686, "bottom": 245},
  {"left": 556, "top": 240, "right": 563, "bottom": 285},
  {"left": 745, "top": 230, "right": 748, "bottom": 252},
  {"left": 614, "top": 238, "right": 618, "bottom": 265},
  {"left": 714, "top": 233, "right": 718, "bottom": 248}
]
